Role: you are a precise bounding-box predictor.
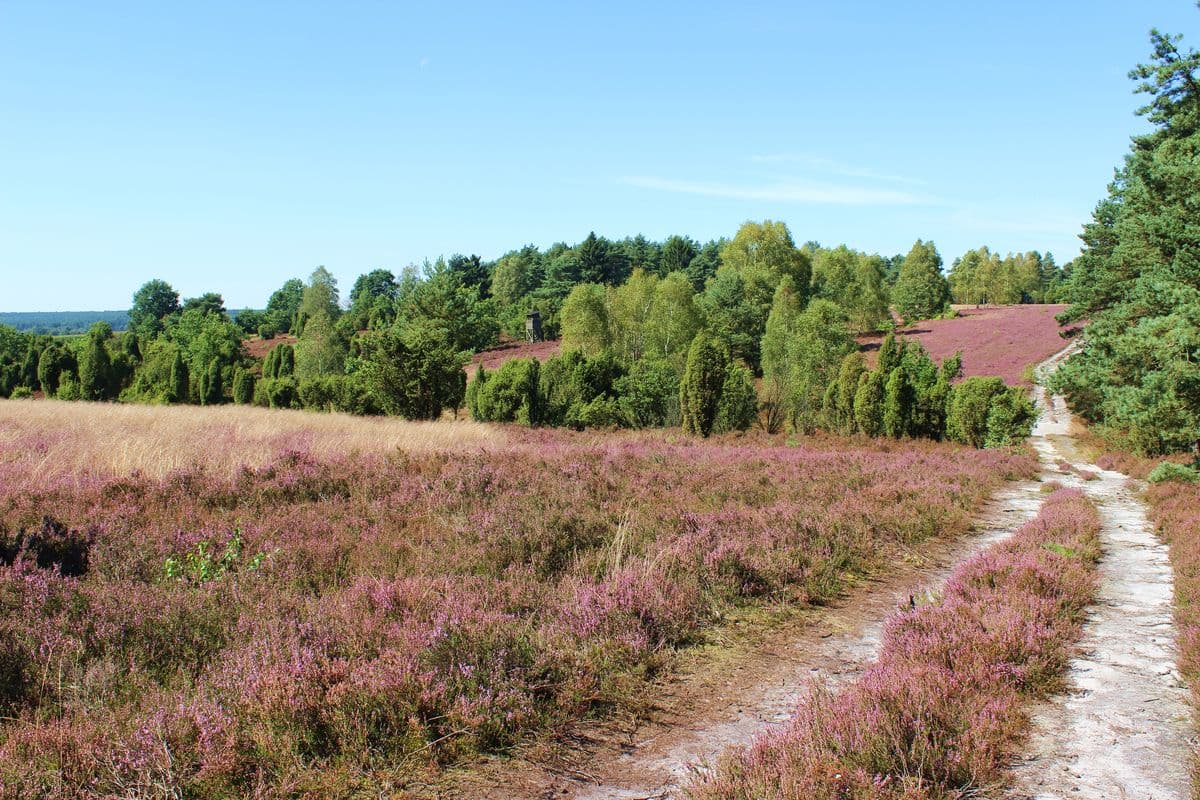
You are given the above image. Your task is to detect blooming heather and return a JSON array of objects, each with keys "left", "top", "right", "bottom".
[
  {"left": 0, "top": 412, "right": 1033, "bottom": 798},
  {"left": 690, "top": 488, "right": 1100, "bottom": 800}
]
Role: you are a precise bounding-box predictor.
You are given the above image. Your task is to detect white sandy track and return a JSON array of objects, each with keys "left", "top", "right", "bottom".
[{"left": 1003, "top": 364, "right": 1193, "bottom": 799}]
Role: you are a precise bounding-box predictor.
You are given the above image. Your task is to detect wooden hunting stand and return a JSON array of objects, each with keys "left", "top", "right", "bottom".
[{"left": 525, "top": 310, "right": 543, "bottom": 343}]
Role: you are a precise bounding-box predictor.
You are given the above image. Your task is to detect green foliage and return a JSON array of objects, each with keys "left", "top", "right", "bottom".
[
  {"left": 36, "top": 343, "right": 73, "bottom": 396},
  {"left": 984, "top": 390, "right": 1037, "bottom": 448},
  {"left": 56, "top": 374, "right": 81, "bottom": 401},
  {"left": 785, "top": 299, "right": 855, "bottom": 434},
  {"left": 470, "top": 358, "right": 542, "bottom": 424},
  {"left": 232, "top": 368, "right": 254, "bottom": 405},
  {"left": 295, "top": 309, "right": 347, "bottom": 381},
  {"left": 883, "top": 367, "right": 912, "bottom": 438},
  {"left": 77, "top": 323, "right": 114, "bottom": 401},
  {"left": 9, "top": 386, "right": 33, "bottom": 399},
  {"left": 945, "top": 376, "right": 1033, "bottom": 449},
  {"left": 719, "top": 220, "right": 811, "bottom": 313},
  {"left": 892, "top": 239, "right": 951, "bottom": 323},
  {"left": 608, "top": 269, "right": 658, "bottom": 362},
  {"left": 810, "top": 245, "right": 892, "bottom": 332},
  {"left": 357, "top": 326, "right": 467, "bottom": 420},
  {"left": 396, "top": 258, "right": 498, "bottom": 353},
  {"left": 169, "top": 349, "right": 189, "bottom": 404},
  {"left": 560, "top": 283, "right": 613, "bottom": 355},
  {"left": 660, "top": 235, "right": 698, "bottom": 276},
  {"left": 575, "top": 231, "right": 630, "bottom": 285},
  {"left": 201, "top": 359, "right": 224, "bottom": 405},
  {"left": 948, "top": 247, "right": 1063, "bottom": 305},
  {"left": 163, "top": 529, "right": 268, "bottom": 585},
  {"left": 946, "top": 376, "right": 1004, "bottom": 447},
  {"left": 128, "top": 279, "right": 181, "bottom": 337},
  {"left": 699, "top": 268, "right": 761, "bottom": 369},
  {"left": 713, "top": 362, "right": 758, "bottom": 433},
  {"left": 536, "top": 349, "right": 626, "bottom": 429},
  {"left": 1147, "top": 462, "right": 1200, "bottom": 483},
  {"left": 761, "top": 276, "right": 801, "bottom": 398},
  {"left": 264, "top": 278, "right": 305, "bottom": 336},
  {"left": 877, "top": 331, "right": 900, "bottom": 375},
  {"left": 1052, "top": 23, "right": 1200, "bottom": 455},
  {"left": 253, "top": 377, "right": 299, "bottom": 409},
  {"left": 645, "top": 271, "right": 701, "bottom": 362},
  {"left": 680, "top": 333, "right": 729, "bottom": 437},
  {"left": 833, "top": 352, "right": 867, "bottom": 434},
  {"left": 613, "top": 358, "right": 680, "bottom": 428},
  {"left": 853, "top": 370, "right": 886, "bottom": 437}
]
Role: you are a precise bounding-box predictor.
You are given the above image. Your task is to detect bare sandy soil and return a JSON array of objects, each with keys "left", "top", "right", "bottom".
[{"left": 1001, "top": 382, "right": 1193, "bottom": 799}]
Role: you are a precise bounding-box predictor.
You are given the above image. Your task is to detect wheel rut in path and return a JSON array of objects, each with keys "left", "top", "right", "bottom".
[{"left": 1001, "top": 382, "right": 1193, "bottom": 800}]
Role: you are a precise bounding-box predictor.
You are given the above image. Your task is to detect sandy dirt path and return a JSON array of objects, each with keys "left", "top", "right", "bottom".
[
  {"left": 1001, "top": 380, "right": 1193, "bottom": 799},
  {"left": 439, "top": 345, "right": 1191, "bottom": 800},
  {"left": 439, "top": 483, "right": 1044, "bottom": 800},
  {"left": 446, "top": 362, "right": 1079, "bottom": 800}
]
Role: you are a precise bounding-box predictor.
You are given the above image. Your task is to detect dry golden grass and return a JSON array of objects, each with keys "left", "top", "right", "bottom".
[{"left": 0, "top": 398, "right": 506, "bottom": 480}]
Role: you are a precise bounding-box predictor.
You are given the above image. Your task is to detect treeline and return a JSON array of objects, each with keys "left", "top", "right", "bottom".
[
  {"left": 0, "top": 221, "right": 1044, "bottom": 448},
  {"left": 948, "top": 248, "right": 1068, "bottom": 305},
  {"left": 0, "top": 264, "right": 484, "bottom": 419},
  {"left": 469, "top": 324, "right": 1034, "bottom": 449},
  {"left": 1052, "top": 23, "right": 1200, "bottom": 457}
]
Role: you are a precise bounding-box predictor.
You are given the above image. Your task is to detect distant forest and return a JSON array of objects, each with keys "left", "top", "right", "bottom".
[{"left": 0, "top": 310, "right": 130, "bottom": 335}]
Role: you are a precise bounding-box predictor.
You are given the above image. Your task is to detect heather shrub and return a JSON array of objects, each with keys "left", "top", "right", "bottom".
[
  {"left": 0, "top": 414, "right": 1035, "bottom": 796},
  {"left": 0, "top": 517, "right": 94, "bottom": 577},
  {"left": 691, "top": 488, "right": 1101, "bottom": 800}
]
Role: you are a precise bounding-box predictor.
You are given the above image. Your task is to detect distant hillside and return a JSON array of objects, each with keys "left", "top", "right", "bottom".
[{"left": 0, "top": 310, "right": 129, "bottom": 335}]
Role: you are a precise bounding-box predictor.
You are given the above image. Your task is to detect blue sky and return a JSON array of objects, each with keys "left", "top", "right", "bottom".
[{"left": 2, "top": 1, "right": 1197, "bottom": 312}]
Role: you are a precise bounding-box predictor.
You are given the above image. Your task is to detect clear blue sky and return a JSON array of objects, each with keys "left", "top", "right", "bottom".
[{"left": 2, "top": 1, "right": 1197, "bottom": 312}]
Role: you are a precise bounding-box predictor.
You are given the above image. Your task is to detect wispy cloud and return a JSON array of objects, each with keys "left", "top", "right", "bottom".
[
  {"left": 621, "top": 175, "right": 933, "bottom": 206},
  {"left": 750, "top": 154, "right": 924, "bottom": 185}
]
